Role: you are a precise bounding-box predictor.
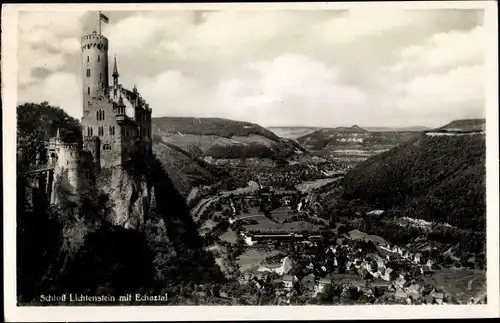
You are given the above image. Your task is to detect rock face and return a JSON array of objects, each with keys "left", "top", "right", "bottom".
[{"left": 100, "top": 167, "right": 153, "bottom": 230}]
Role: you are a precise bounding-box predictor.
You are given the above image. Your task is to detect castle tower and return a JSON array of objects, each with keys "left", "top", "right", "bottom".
[{"left": 81, "top": 31, "right": 109, "bottom": 113}]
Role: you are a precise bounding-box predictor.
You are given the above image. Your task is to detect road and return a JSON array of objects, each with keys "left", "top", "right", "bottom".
[{"left": 191, "top": 196, "right": 219, "bottom": 218}]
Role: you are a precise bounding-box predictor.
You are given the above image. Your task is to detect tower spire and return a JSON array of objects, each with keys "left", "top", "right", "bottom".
[
  {"left": 112, "top": 54, "right": 119, "bottom": 89},
  {"left": 112, "top": 54, "right": 119, "bottom": 78}
]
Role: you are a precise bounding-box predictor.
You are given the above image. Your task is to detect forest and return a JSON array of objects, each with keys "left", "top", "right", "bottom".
[{"left": 341, "top": 134, "right": 486, "bottom": 232}]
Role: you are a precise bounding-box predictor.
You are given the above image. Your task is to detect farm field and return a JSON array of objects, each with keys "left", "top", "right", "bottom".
[
  {"left": 220, "top": 229, "right": 238, "bottom": 244},
  {"left": 236, "top": 248, "right": 282, "bottom": 272}
]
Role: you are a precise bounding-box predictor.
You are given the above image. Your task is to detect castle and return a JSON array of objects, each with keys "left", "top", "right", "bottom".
[
  {"left": 80, "top": 30, "right": 152, "bottom": 169},
  {"left": 18, "top": 23, "right": 155, "bottom": 228}
]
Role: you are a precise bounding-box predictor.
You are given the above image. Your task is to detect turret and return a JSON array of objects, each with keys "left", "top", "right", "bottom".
[{"left": 114, "top": 94, "right": 126, "bottom": 124}]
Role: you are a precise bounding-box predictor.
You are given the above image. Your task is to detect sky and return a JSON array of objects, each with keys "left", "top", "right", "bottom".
[{"left": 17, "top": 8, "right": 486, "bottom": 128}]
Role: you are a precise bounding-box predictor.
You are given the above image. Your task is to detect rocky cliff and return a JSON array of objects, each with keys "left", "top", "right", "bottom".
[{"left": 96, "top": 166, "right": 154, "bottom": 230}]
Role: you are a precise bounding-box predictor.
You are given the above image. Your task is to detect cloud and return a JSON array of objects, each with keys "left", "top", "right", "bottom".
[
  {"left": 18, "top": 73, "right": 82, "bottom": 118},
  {"left": 18, "top": 11, "right": 86, "bottom": 86},
  {"left": 391, "top": 26, "right": 485, "bottom": 74},
  {"left": 311, "top": 8, "right": 419, "bottom": 43},
  {"left": 386, "top": 64, "right": 485, "bottom": 127},
  {"left": 16, "top": 9, "right": 486, "bottom": 128}
]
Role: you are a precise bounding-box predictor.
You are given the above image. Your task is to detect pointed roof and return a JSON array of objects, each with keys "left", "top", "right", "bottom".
[{"left": 112, "top": 55, "right": 119, "bottom": 78}]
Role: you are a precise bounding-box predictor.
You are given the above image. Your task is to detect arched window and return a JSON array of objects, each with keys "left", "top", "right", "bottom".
[
  {"left": 87, "top": 56, "right": 89, "bottom": 62},
  {"left": 88, "top": 87, "right": 90, "bottom": 95},
  {"left": 98, "top": 126, "right": 104, "bottom": 136},
  {"left": 98, "top": 55, "right": 100, "bottom": 62},
  {"left": 109, "top": 126, "right": 115, "bottom": 136},
  {"left": 102, "top": 110, "right": 105, "bottom": 120},
  {"left": 87, "top": 69, "right": 91, "bottom": 77},
  {"left": 90, "top": 127, "right": 93, "bottom": 136},
  {"left": 103, "top": 144, "right": 111, "bottom": 151},
  {"left": 96, "top": 110, "right": 99, "bottom": 120}
]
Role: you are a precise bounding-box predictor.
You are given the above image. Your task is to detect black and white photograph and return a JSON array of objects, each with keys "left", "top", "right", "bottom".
[{"left": 2, "top": 2, "right": 499, "bottom": 321}]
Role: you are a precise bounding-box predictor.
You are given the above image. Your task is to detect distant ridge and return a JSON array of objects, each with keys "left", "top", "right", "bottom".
[
  {"left": 438, "top": 118, "right": 485, "bottom": 132},
  {"left": 365, "top": 126, "right": 431, "bottom": 132},
  {"left": 329, "top": 125, "right": 368, "bottom": 133},
  {"left": 152, "top": 116, "right": 304, "bottom": 159}
]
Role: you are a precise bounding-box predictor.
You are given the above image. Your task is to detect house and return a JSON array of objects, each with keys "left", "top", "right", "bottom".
[
  {"left": 414, "top": 253, "right": 422, "bottom": 264},
  {"left": 432, "top": 292, "right": 444, "bottom": 304},
  {"left": 380, "top": 267, "right": 393, "bottom": 281},
  {"left": 394, "top": 289, "right": 408, "bottom": 299},
  {"left": 367, "top": 210, "right": 384, "bottom": 216},
  {"left": 393, "top": 275, "right": 406, "bottom": 289},
  {"left": 424, "top": 294, "right": 434, "bottom": 304},
  {"left": 405, "top": 284, "right": 422, "bottom": 300},
  {"left": 251, "top": 276, "right": 264, "bottom": 289},
  {"left": 315, "top": 277, "right": 332, "bottom": 294},
  {"left": 361, "top": 287, "right": 375, "bottom": 298},
  {"left": 281, "top": 275, "right": 296, "bottom": 290},
  {"left": 425, "top": 259, "right": 434, "bottom": 271},
  {"left": 301, "top": 274, "right": 316, "bottom": 292}
]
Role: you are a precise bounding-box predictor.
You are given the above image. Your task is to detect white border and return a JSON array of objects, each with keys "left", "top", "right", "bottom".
[{"left": 2, "top": 2, "right": 499, "bottom": 321}]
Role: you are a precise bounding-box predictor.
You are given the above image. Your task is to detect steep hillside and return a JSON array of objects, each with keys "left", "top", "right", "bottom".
[
  {"left": 341, "top": 132, "right": 486, "bottom": 231},
  {"left": 152, "top": 117, "right": 304, "bottom": 159},
  {"left": 152, "top": 138, "right": 222, "bottom": 197}
]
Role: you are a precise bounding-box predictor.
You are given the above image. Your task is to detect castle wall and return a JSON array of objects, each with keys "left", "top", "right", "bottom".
[
  {"left": 82, "top": 98, "right": 123, "bottom": 168},
  {"left": 55, "top": 144, "right": 80, "bottom": 188},
  {"left": 49, "top": 143, "right": 81, "bottom": 205}
]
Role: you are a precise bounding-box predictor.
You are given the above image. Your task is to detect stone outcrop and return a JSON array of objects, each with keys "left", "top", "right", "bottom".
[{"left": 99, "top": 166, "right": 153, "bottom": 230}]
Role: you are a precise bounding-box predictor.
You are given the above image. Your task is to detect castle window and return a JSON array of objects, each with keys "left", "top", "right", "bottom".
[
  {"left": 87, "top": 69, "right": 91, "bottom": 77},
  {"left": 87, "top": 56, "right": 89, "bottom": 62},
  {"left": 98, "top": 126, "right": 104, "bottom": 136},
  {"left": 110, "top": 126, "right": 115, "bottom": 136},
  {"left": 103, "top": 144, "right": 111, "bottom": 151},
  {"left": 98, "top": 55, "right": 100, "bottom": 62},
  {"left": 96, "top": 111, "right": 99, "bottom": 120},
  {"left": 102, "top": 110, "right": 105, "bottom": 120},
  {"left": 88, "top": 87, "right": 90, "bottom": 95}
]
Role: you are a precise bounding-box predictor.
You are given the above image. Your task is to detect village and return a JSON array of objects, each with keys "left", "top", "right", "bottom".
[{"left": 191, "top": 175, "right": 486, "bottom": 306}]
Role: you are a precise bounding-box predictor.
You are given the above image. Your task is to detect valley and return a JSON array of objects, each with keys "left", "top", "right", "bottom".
[{"left": 178, "top": 118, "right": 487, "bottom": 305}]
